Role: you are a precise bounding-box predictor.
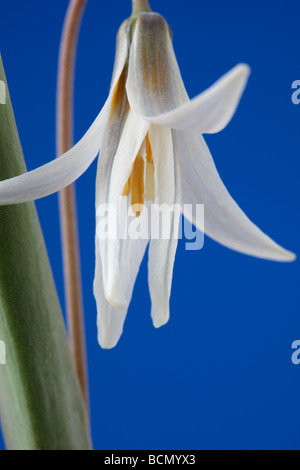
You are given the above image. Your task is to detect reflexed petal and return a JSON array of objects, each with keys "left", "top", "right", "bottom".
[
  {"left": 0, "top": 19, "right": 130, "bottom": 206},
  {"left": 148, "top": 125, "right": 181, "bottom": 328},
  {"left": 126, "top": 13, "right": 249, "bottom": 134},
  {"left": 94, "top": 240, "right": 127, "bottom": 349},
  {"left": 98, "top": 110, "right": 150, "bottom": 308},
  {"left": 139, "top": 65, "right": 250, "bottom": 134},
  {"left": 175, "top": 131, "right": 295, "bottom": 261},
  {"left": 0, "top": 109, "right": 105, "bottom": 205}
]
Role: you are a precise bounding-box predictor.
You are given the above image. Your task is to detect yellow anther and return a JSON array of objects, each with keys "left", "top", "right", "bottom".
[
  {"left": 145, "top": 132, "right": 153, "bottom": 164},
  {"left": 122, "top": 133, "right": 155, "bottom": 216},
  {"left": 131, "top": 154, "right": 145, "bottom": 217},
  {"left": 123, "top": 175, "right": 131, "bottom": 197}
]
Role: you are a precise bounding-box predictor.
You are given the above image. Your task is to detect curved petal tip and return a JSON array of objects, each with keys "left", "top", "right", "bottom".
[
  {"left": 277, "top": 249, "right": 296, "bottom": 263},
  {"left": 105, "top": 284, "right": 128, "bottom": 311},
  {"left": 98, "top": 331, "right": 121, "bottom": 350},
  {"left": 152, "top": 314, "right": 169, "bottom": 329},
  {"left": 235, "top": 63, "right": 251, "bottom": 78}
]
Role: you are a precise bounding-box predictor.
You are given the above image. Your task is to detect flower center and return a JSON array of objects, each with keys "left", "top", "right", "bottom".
[{"left": 123, "top": 132, "right": 155, "bottom": 216}]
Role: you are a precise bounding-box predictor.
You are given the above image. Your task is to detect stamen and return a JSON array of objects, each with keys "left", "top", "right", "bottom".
[
  {"left": 122, "top": 133, "right": 155, "bottom": 216},
  {"left": 145, "top": 132, "right": 155, "bottom": 201},
  {"left": 130, "top": 154, "right": 145, "bottom": 217},
  {"left": 145, "top": 132, "right": 153, "bottom": 163},
  {"left": 123, "top": 175, "right": 131, "bottom": 197},
  {"left": 145, "top": 160, "right": 155, "bottom": 201}
]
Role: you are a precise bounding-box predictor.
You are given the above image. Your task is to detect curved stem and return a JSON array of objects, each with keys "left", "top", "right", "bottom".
[{"left": 56, "top": 0, "right": 89, "bottom": 408}]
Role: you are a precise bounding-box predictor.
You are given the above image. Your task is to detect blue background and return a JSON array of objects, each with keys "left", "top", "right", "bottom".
[{"left": 0, "top": 0, "right": 299, "bottom": 450}]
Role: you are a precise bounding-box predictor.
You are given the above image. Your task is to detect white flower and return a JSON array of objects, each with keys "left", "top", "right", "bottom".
[{"left": 0, "top": 12, "right": 295, "bottom": 348}]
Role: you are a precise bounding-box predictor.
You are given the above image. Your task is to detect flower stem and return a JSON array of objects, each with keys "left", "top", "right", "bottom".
[
  {"left": 56, "top": 0, "right": 89, "bottom": 408},
  {"left": 132, "top": 0, "right": 152, "bottom": 16}
]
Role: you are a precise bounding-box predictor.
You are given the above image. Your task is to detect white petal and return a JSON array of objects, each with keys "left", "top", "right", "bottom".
[
  {"left": 126, "top": 13, "right": 249, "bottom": 134},
  {"left": 141, "top": 65, "right": 250, "bottom": 134},
  {"left": 126, "top": 13, "right": 189, "bottom": 116},
  {"left": 94, "top": 239, "right": 127, "bottom": 349},
  {"left": 0, "top": 109, "right": 105, "bottom": 205},
  {"left": 98, "top": 195, "right": 150, "bottom": 311},
  {"left": 0, "top": 20, "right": 130, "bottom": 206},
  {"left": 148, "top": 126, "right": 181, "bottom": 328},
  {"left": 110, "top": 19, "right": 131, "bottom": 90},
  {"left": 175, "top": 130, "right": 295, "bottom": 262},
  {"left": 96, "top": 109, "right": 150, "bottom": 309}
]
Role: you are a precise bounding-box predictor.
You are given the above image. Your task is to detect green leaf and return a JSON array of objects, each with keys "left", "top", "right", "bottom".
[{"left": 0, "top": 55, "right": 91, "bottom": 450}]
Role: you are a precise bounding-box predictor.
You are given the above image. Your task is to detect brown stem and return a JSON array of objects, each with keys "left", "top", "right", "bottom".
[{"left": 56, "top": 0, "right": 89, "bottom": 408}]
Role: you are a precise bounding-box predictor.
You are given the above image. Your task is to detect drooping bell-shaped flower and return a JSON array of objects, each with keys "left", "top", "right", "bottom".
[{"left": 0, "top": 2, "right": 295, "bottom": 348}]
